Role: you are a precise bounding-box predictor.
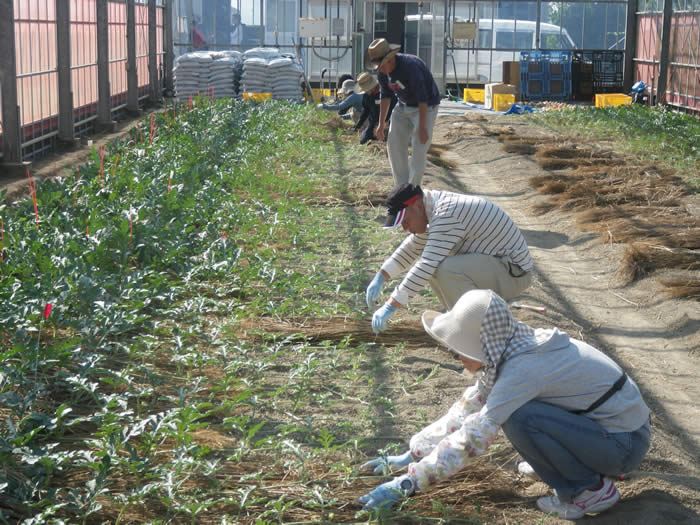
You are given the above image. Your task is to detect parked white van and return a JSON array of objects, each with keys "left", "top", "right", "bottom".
[{"left": 404, "top": 15, "right": 576, "bottom": 83}]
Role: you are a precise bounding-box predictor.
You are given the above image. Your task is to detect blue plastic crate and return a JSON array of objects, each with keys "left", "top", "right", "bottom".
[
  {"left": 544, "top": 51, "right": 572, "bottom": 63},
  {"left": 520, "top": 74, "right": 572, "bottom": 101},
  {"left": 548, "top": 61, "right": 571, "bottom": 78},
  {"left": 520, "top": 76, "right": 546, "bottom": 100},
  {"left": 545, "top": 77, "right": 572, "bottom": 98}
]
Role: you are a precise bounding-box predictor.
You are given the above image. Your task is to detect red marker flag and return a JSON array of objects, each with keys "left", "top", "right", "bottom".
[{"left": 43, "top": 303, "right": 52, "bottom": 319}]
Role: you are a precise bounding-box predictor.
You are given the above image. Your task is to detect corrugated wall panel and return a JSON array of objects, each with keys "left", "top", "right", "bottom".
[{"left": 636, "top": 4, "right": 699, "bottom": 114}]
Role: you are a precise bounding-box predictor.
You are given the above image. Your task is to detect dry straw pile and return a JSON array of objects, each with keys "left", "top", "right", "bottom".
[{"left": 499, "top": 134, "right": 700, "bottom": 298}]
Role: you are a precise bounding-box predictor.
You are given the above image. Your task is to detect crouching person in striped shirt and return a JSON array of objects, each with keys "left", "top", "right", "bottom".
[
  {"left": 358, "top": 289, "right": 651, "bottom": 520},
  {"left": 366, "top": 183, "right": 534, "bottom": 334}
]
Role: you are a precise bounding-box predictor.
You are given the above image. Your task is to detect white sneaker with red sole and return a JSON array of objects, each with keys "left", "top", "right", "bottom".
[{"left": 537, "top": 477, "right": 620, "bottom": 520}]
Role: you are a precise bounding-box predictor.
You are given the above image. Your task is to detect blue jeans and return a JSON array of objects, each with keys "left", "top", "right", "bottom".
[{"left": 502, "top": 400, "right": 650, "bottom": 501}]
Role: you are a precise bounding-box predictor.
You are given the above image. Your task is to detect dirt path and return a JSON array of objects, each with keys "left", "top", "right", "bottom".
[{"left": 409, "top": 107, "right": 699, "bottom": 523}]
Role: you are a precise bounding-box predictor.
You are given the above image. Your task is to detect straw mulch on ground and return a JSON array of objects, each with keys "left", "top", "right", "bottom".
[
  {"left": 238, "top": 317, "right": 438, "bottom": 349},
  {"left": 498, "top": 134, "right": 700, "bottom": 298}
]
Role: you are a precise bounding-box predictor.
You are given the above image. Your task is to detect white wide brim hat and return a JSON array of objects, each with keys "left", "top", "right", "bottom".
[
  {"left": 339, "top": 79, "right": 356, "bottom": 95},
  {"left": 421, "top": 289, "right": 493, "bottom": 363}
]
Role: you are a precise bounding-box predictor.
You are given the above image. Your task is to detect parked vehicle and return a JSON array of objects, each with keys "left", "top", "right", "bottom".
[{"left": 404, "top": 15, "right": 576, "bottom": 83}]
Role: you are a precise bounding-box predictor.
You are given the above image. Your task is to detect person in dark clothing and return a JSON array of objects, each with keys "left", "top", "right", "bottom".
[
  {"left": 367, "top": 38, "right": 441, "bottom": 186},
  {"left": 352, "top": 72, "right": 397, "bottom": 145}
]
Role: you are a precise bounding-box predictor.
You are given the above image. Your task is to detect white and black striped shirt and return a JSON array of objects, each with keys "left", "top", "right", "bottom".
[{"left": 381, "top": 190, "right": 533, "bottom": 305}]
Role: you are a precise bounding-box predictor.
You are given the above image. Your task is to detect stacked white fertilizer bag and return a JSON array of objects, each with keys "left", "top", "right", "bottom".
[
  {"left": 240, "top": 57, "right": 269, "bottom": 94},
  {"left": 268, "top": 56, "right": 303, "bottom": 101},
  {"left": 240, "top": 48, "right": 303, "bottom": 101},
  {"left": 174, "top": 51, "right": 243, "bottom": 100},
  {"left": 174, "top": 52, "right": 211, "bottom": 100},
  {"left": 208, "top": 53, "right": 239, "bottom": 98}
]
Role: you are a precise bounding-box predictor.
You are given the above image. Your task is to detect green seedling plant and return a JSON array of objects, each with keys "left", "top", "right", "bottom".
[{"left": 0, "top": 96, "right": 494, "bottom": 523}]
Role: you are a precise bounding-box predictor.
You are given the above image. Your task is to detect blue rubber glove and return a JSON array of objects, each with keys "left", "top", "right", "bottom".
[
  {"left": 358, "top": 475, "right": 415, "bottom": 511},
  {"left": 365, "top": 272, "right": 386, "bottom": 308},
  {"left": 372, "top": 304, "right": 396, "bottom": 334},
  {"left": 361, "top": 451, "right": 413, "bottom": 475}
]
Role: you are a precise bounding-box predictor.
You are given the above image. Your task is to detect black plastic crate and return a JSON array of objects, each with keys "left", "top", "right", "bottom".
[
  {"left": 591, "top": 51, "right": 624, "bottom": 94},
  {"left": 572, "top": 52, "right": 594, "bottom": 100},
  {"left": 592, "top": 51, "right": 623, "bottom": 75}
]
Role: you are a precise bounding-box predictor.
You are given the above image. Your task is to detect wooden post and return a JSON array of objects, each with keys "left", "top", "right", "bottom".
[
  {"left": 148, "top": 0, "right": 161, "bottom": 102},
  {"left": 0, "top": 0, "right": 26, "bottom": 169},
  {"left": 96, "top": 0, "right": 116, "bottom": 130},
  {"left": 126, "top": 0, "right": 140, "bottom": 113},
  {"left": 656, "top": 0, "right": 673, "bottom": 104},
  {"left": 163, "top": 0, "right": 174, "bottom": 96},
  {"left": 56, "top": 0, "right": 76, "bottom": 143},
  {"left": 623, "top": 0, "right": 638, "bottom": 92}
]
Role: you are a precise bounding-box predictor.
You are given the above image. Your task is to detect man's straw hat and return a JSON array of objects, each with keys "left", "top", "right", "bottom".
[
  {"left": 366, "top": 38, "right": 400, "bottom": 70},
  {"left": 353, "top": 72, "right": 379, "bottom": 94}
]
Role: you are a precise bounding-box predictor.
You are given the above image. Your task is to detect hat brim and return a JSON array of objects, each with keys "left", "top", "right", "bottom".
[
  {"left": 421, "top": 310, "right": 485, "bottom": 363},
  {"left": 382, "top": 207, "right": 406, "bottom": 229},
  {"left": 354, "top": 78, "right": 378, "bottom": 94},
  {"left": 365, "top": 46, "right": 400, "bottom": 70}
]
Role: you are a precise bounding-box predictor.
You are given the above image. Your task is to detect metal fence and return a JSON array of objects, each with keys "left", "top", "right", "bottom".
[{"left": 0, "top": 0, "right": 167, "bottom": 167}]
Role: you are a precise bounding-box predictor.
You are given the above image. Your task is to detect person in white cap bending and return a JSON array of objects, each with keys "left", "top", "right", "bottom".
[
  {"left": 366, "top": 38, "right": 441, "bottom": 187},
  {"left": 366, "top": 183, "right": 533, "bottom": 334},
  {"left": 359, "top": 289, "right": 651, "bottom": 520},
  {"left": 317, "top": 78, "right": 364, "bottom": 121}
]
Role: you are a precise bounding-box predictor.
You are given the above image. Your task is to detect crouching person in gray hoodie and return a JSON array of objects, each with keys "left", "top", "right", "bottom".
[{"left": 359, "top": 289, "right": 650, "bottom": 520}]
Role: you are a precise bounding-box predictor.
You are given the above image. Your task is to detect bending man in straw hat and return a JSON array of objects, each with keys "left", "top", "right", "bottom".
[
  {"left": 359, "top": 289, "right": 651, "bottom": 520},
  {"left": 366, "top": 38, "right": 441, "bottom": 186},
  {"left": 353, "top": 72, "right": 397, "bottom": 145},
  {"left": 366, "top": 183, "right": 533, "bottom": 334}
]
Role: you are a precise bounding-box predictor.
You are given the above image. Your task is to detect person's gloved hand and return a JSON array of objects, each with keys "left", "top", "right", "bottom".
[
  {"left": 316, "top": 103, "right": 324, "bottom": 109},
  {"left": 361, "top": 451, "right": 412, "bottom": 475},
  {"left": 358, "top": 475, "right": 415, "bottom": 511},
  {"left": 372, "top": 304, "right": 396, "bottom": 334},
  {"left": 365, "top": 272, "right": 386, "bottom": 308}
]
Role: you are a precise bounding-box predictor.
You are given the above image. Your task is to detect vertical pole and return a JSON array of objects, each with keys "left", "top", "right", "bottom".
[
  {"left": 0, "top": 0, "right": 25, "bottom": 167},
  {"left": 656, "top": 0, "right": 673, "bottom": 104},
  {"left": 126, "top": 0, "right": 139, "bottom": 112},
  {"left": 623, "top": 0, "right": 637, "bottom": 91},
  {"left": 148, "top": 0, "right": 160, "bottom": 102},
  {"left": 163, "top": 0, "right": 174, "bottom": 96},
  {"left": 96, "top": 0, "right": 114, "bottom": 129},
  {"left": 535, "top": 1, "right": 541, "bottom": 50},
  {"left": 442, "top": 0, "right": 448, "bottom": 96},
  {"left": 260, "top": 0, "right": 264, "bottom": 45},
  {"left": 56, "top": 0, "right": 75, "bottom": 143}
]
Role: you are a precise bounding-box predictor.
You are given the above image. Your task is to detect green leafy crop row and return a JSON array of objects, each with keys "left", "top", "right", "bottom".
[{"left": 0, "top": 99, "right": 407, "bottom": 524}]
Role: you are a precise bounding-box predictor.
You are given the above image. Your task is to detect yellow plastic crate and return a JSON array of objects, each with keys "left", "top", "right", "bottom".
[
  {"left": 595, "top": 93, "right": 632, "bottom": 108},
  {"left": 311, "top": 88, "right": 335, "bottom": 102},
  {"left": 242, "top": 92, "right": 271, "bottom": 102},
  {"left": 493, "top": 93, "right": 516, "bottom": 112},
  {"left": 463, "top": 88, "right": 485, "bottom": 103}
]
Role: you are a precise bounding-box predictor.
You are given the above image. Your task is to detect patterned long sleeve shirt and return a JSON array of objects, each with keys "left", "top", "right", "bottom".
[
  {"left": 404, "top": 328, "right": 650, "bottom": 492},
  {"left": 381, "top": 190, "right": 534, "bottom": 305},
  {"left": 406, "top": 382, "right": 499, "bottom": 491}
]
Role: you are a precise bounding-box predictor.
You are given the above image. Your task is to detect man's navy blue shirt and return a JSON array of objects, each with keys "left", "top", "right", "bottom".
[{"left": 378, "top": 54, "right": 441, "bottom": 107}]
